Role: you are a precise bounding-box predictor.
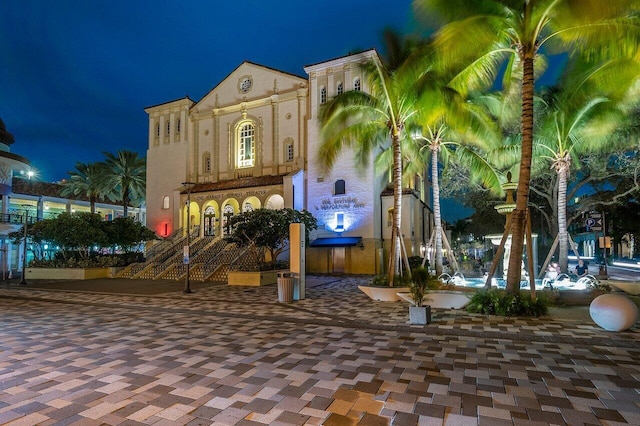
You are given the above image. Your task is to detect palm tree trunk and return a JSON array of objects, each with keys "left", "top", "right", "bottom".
[
  {"left": 506, "top": 54, "right": 535, "bottom": 294},
  {"left": 431, "top": 148, "right": 443, "bottom": 276},
  {"left": 388, "top": 134, "right": 403, "bottom": 285},
  {"left": 557, "top": 166, "right": 569, "bottom": 272},
  {"left": 90, "top": 196, "right": 96, "bottom": 215},
  {"left": 122, "top": 187, "right": 130, "bottom": 218}
]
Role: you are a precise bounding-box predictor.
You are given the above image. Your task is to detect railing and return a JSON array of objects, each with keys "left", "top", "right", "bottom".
[{"left": 0, "top": 213, "right": 37, "bottom": 225}]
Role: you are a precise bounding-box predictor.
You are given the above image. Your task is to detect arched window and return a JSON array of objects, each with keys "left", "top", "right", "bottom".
[
  {"left": 203, "top": 152, "right": 211, "bottom": 174},
  {"left": 354, "top": 78, "right": 361, "bottom": 91},
  {"left": 162, "top": 196, "right": 170, "bottom": 210},
  {"left": 320, "top": 86, "right": 327, "bottom": 104},
  {"left": 237, "top": 122, "right": 255, "bottom": 168},
  {"left": 337, "top": 81, "right": 343, "bottom": 95},
  {"left": 334, "top": 179, "right": 346, "bottom": 195},
  {"left": 243, "top": 202, "right": 254, "bottom": 212}
]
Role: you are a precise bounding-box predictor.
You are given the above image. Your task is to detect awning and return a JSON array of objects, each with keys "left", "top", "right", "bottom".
[{"left": 310, "top": 237, "right": 362, "bottom": 247}]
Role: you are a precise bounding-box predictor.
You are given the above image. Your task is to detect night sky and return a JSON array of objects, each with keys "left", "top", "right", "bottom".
[{"left": 2, "top": 1, "right": 479, "bottom": 219}]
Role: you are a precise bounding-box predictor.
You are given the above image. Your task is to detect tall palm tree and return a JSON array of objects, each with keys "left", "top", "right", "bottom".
[
  {"left": 319, "top": 36, "right": 429, "bottom": 284},
  {"left": 406, "top": 86, "right": 503, "bottom": 276},
  {"left": 535, "top": 97, "right": 613, "bottom": 272},
  {"left": 414, "top": 0, "right": 640, "bottom": 293},
  {"left": 534, "top": 60, "right": 639, "bottom": 272},
  {"left": 103, "top": 150, "right": 146, "bottom": 218},
  {"left": 60, "top": 162, "right": 109, "bottom": 214}
]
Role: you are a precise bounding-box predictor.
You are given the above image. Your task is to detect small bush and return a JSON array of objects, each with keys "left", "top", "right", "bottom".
[
  {"left": 370, "top": 273, "right": 412, "bottom": 287},
  {"left": 466, "top": 289, "right": 549, "bottom": 317},
  {"left": 409, "top": 267, "right": 434, "bottom": 306},
  {"left": 408, "top": 256, "right": 427, "bottom": 271}
]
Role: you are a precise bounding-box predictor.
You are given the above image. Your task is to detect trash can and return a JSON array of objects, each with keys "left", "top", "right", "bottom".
[{"left": 277, "top": 272, "right": 294, "bottom": 303}]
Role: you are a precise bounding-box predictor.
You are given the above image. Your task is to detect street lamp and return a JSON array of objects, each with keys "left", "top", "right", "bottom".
[
  {"left": 19, "top": 205, "right": 31, "bottom": 285},
  {"left": 182, "top": 182, "right": 196, "bottom": 294}
]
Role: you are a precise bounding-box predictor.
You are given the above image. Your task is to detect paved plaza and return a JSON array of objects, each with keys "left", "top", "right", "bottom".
[{"left": 0, "top": 276, "right": 638, "bottom": 425}]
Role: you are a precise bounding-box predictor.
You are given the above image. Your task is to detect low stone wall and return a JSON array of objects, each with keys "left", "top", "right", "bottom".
[
  {"left": 25, "top": 267, "right": 113, "bottom": 280},
  {"left": 227, "top": 270, "right": 284, "bottom": 286}
]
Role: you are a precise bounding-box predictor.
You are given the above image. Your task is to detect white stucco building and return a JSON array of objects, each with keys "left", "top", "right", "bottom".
[{"left": 145, "top": 50, "right": 432, "bottom": 275}]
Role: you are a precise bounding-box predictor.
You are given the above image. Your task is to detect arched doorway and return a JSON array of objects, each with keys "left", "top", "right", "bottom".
[
  {"left": 221, "top": 199, "right": 240, "bottom": 237},
  {"left": 203, "top": 205, "right": 218, "bottom": 237},
  {"left": 265, "top": 194, "right": 284, "bottom": 210},
  {"left": 242, "top": 196, "right": 261, "bottom": 212},
  {"left": 182, "top": 201, "right": 201, "bottom": 236}
]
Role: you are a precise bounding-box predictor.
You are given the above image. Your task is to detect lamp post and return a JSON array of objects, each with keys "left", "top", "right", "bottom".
[
  {"left": 19, "top": 205, "right": 31, "bottom": 285},
  {"left": 182, "top": 182, "right": 196, "bottom": 294}
]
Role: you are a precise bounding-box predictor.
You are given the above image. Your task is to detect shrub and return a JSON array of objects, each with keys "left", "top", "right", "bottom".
[
  {"left": 466, "top": 289, "right": 549, "bottom": 317},
  {"left": 408, "top": 256, "right": 426, "bottom": 271},
  {"left": 370, "top": 273, "right": 412, "bottom": 287},
  {"left": 409, "top": 267, "right": 433, "bottom": 307}
]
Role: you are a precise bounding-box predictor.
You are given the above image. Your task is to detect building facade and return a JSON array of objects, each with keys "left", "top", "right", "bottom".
[{"left": 145, "top": 51, "right": 432, "bottom": 275}]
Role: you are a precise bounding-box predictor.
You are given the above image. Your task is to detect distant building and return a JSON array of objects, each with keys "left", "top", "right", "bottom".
[
  {"left": 0, "top": 118, "right": 145, "bottom": 276},
  {"left": 144, "top": 51, "right": 433, "bottom": 275}
]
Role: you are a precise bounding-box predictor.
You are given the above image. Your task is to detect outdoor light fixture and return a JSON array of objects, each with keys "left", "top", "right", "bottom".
[{"left": 182, "top": 182, "right": 196, "bottom": 294}]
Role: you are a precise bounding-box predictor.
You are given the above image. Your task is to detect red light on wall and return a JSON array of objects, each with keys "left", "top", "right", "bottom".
[{"left": 158, "top": 222, "right": 171, "bottom": 237}]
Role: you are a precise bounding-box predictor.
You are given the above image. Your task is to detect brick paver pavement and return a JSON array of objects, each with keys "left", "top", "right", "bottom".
[{"left": 0, "top": 276, "right": 638, "bottom": 425}]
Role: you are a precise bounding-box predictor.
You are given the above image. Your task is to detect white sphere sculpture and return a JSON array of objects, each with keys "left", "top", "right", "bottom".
[{"left": 589, "top": 294, "right": 639, "bottom": 332}]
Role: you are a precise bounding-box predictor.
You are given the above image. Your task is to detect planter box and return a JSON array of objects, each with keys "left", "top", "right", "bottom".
[
  {"left": 358, "top": 285, "right": 410, "bottom": 301},
  {"left": 409, "top": 305, "right": 432, "bottom": 324},
  {"left": 227, "top": 270, "right": 284, "bottom": 286},
  {"left": 26, "top": 267, "right": 111, "bottom": 280}
]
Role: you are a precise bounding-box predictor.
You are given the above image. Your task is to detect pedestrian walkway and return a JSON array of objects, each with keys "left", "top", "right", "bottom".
[{"left": 0, "top": 276, "right": 638, "bottom": 425}]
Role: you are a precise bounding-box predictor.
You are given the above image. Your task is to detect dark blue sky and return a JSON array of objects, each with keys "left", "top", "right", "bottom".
[
  {"left": 1, "top": 1, "right": 480, "bottom": 220},
  {"left": 1, "top": 0, "right": 418, "bottom": 180}
]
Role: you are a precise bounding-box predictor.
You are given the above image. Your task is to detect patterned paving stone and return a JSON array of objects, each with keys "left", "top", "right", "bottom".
[{"left": 0, "top": 276, "right": 638, "bottom": 425}]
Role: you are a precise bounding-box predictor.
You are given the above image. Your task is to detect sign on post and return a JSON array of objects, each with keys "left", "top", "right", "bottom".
[
  {"left": 183, "top": 245, "right": 190, "bottom": 264},
  {"left": 598, "top": 236, "right": 611, "bottom": 249},
  {"left": 586, "top": 212, "right": 603, "bottom": 232}
]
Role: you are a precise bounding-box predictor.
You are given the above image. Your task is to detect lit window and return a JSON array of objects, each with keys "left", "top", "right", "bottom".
[
  {"left": 335, "top": 213, "right": 345, "bottom": 232},
  {"left": 337, "top": 82, "right": 343, "bottom": 95},
  {"left": 203, "top": 152, "right": 211, "bottom": 174},
  {"left": 162, "top": 196, "right": 170, "bottom": 210},
  {"left": 354, "top": 78, "right": 361, "bottom": 91},
  {"left": 243, "top": 202, "right": 254, "bottom": 212},
  {"left": 320, "top": 86, "right": 327, "bottom": 104},
  {"left": 237, "top": 122, "right": 255, "bottom": 168},
  {"left": 334, "top": 179, "right": 345, "bottom": 195},
  {"left": 387, "top": 208, "right": 394, "bottom": 227}
]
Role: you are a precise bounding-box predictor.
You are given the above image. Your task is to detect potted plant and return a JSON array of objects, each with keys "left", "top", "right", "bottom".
[{"left": 408, "top": 267, "right": 432, "bottom": 324}]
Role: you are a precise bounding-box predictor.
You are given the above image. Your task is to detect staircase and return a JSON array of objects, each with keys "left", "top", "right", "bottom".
[{"left": 119, "top": 227, "right": 262, "bottom": 282}]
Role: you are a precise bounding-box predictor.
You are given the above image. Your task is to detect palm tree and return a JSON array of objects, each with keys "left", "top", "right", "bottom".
[
  {"left": 103, "top": 150, "right": 146, "bottom": 218},
  {"left": 406, "top": 87, "right": 503, "bottom": 276},
  {"left": 414, "top": 0, "right": 640, "bottom": 293},
  {"left": 60, "top": 162, "right": 109, "bottom": 214},
  {"left": 319, "top": 35, "right": 429, "bottom": 284},
  {"left": 534, "top": 58, "right": 639, "bottom": 272}
]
